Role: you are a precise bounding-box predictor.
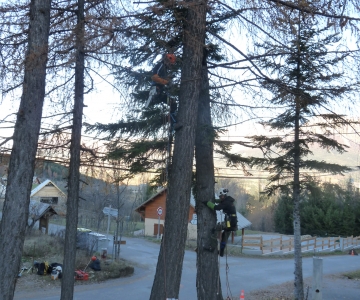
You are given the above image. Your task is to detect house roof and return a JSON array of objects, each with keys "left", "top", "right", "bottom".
[
  {"left": 135, "top": 188, "right": 252, "bottom": 230},
  {"left": 29, "top": 200, "right": 57, "bottom": 220},
  {"left": 217, "top": 211, "right": 251, "bottom": 230},
  {"left": 30, "top": 179, "right": 66, "bottom": 197},
  {"left": 134, "top": 188, "right": 166, "bottom": 212}
]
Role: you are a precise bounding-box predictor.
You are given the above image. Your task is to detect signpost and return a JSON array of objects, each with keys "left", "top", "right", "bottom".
[
  {"left": 157, "top": 206, "right": 163, "bottom": 239},
  {"left": 190, "top": 213, "right": 197, "bottom": 225},
  {"left": 104, "top": 205, "right": 112, "bottom": 237}
]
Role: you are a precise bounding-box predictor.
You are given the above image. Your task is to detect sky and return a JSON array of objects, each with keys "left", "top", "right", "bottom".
[{"left": 1, "top": 1, "right": 360, "bottom": 186}]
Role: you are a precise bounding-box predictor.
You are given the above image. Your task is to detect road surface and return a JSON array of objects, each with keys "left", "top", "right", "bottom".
[{"left": 14, "top": 236, "right": 360, "bottom": 300}]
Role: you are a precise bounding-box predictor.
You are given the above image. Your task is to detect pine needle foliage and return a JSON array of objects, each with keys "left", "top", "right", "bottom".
[
  {"left": 85, "top": 0, "right": 239, "bottom": 185},
  {"left": 246, "top": 12, "right": 359, "bottom": 300},
  {"left": 248, "top": 18, "right": 357, "bottom": 194},
  {"left": 275, "top": 178, "right": 360, "bottom": 237}
]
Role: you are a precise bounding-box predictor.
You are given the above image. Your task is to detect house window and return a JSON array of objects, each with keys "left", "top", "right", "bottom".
[{"left": 40, "top": 197, "right": 58, "bottom": 204}]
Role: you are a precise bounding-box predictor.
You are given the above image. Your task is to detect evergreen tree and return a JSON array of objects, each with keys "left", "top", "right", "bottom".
[
  {"left": 274, "top": 193, "right": 293, "bottom": 234},
  {"left": 249, "top": 13, "right": 356, "bottom": 300},
  {"left": 275, "top": 179, "right": 359, "bottom": 237}
]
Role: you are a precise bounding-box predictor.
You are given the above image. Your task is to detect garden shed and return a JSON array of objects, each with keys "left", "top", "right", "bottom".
[{"left": 28, "top": 200, "right": 58, "bottom": 234}]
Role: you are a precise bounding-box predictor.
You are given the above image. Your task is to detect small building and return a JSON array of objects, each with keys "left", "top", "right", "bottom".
[
  {"left": 30, "top": 179, "right": 67, "bottom": 216},
  {"left": 135, "top": 188, "right": 196, "bottom": 238},
  {"left": 135, "top": 188, "right": 251, "bottom": 240},
  {"left": 28, "top": 200, "right": 57, "bottom": 234}
]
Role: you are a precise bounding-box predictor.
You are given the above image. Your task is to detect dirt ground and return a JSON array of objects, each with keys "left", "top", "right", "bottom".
[
  {"left": 16, "top": 270, "right": 358, "bottom": 300},
  {"left": 235, "top": 274, "right": 359, "bottom": 300},
  {"left": 15, "top": 271, "right": 301, "bottom": 299},
  {"left": 15, "top": 260, "right": 134, "bottom": 294},
  {"left": 16, "top": 269, "right": 91, "bottom": 291}
]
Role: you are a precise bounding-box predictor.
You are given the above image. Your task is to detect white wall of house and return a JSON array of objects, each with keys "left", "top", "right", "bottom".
[
  {"left": 145, "top": 218, "right": 165, "bottom": 236},
  {"left": 187, "top": 223, "right": 197, "bottom": 240},
  {"left": 144, "top": 218, "right": 197, "bottom": 240}
]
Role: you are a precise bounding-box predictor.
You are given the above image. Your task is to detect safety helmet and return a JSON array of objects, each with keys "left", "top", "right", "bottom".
[
  {"left": 165, "top": 53, "right": 176, "bottom": 64},
  {"left": 218, "top": 188, "right": 228, "bottom": 197}
]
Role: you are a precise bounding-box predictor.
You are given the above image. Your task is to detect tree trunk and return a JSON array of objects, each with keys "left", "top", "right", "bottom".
[
  {"left": 60, "top": 1, "right": 85, "bottom": 299},
  {"left": 195, "top": 53, "right": 223, "bottom": 299},
  {"left": 293, "top": 102, "right": 304, "bottom": 300},
  {"left": 293, "top": 33, "right": 304, "bottom": 298},
  {"left": 0, "top": 1, "right": 51, "bottom": 299},
  {"left": 149, "top": 0, "right": 207, "bottom": 298}
]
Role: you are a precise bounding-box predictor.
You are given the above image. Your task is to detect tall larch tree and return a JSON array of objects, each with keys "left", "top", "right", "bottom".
[
  {"left": 0, "top": 0, "right": 51, "bottom": 299},
  {"left": 60, "top": 0, "right": 86, "bottom": 298},
  {"left": 194, "top": 46, "right": 223, "bottom": 299},
  {"left": 149, "top": 0, "right": 207, "bottom": 298}
]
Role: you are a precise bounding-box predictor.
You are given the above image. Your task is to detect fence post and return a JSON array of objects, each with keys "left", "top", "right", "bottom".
[
  {"left": 312, "top": 257, "right": 323, "bottom": 300},
  {"left": 340, "top": 238, "right": 344, "bottom": 251},
  {"left": 260, "top": 236, "right": 263, "bottom": 254},
  {"left": 280, "top": 235, "right": 283, "bottom": 250},
  {"left": 241, "top": 228, "right": 244, "bottom": 253}
]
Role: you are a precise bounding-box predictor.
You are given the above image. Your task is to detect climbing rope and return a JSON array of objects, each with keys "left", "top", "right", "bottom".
[
  {"left": 220, "top": 211, "right": 235, "bottom": 300},
  {"left": 224, "top": 252, "right": 233, "bottom": 299}
]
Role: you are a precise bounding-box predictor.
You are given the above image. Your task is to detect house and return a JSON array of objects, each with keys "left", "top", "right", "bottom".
[
  {"left": 135, "top": 188, "right": 251, "bottom": 240},
  {"left": 135, "top": 188, "right": 196, "bottom": 238},
  {"left": 30, "top": 179, "right": 67, "bottom": 216}
]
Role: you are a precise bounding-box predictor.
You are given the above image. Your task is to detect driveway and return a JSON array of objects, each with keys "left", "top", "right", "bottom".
[{"left": 14, "top": 236, "right": 360, "bottom": 300}]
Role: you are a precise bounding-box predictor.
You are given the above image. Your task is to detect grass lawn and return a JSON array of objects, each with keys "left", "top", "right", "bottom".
[{"left": 344, "top": 269, "right": 360, "bottom": 279}]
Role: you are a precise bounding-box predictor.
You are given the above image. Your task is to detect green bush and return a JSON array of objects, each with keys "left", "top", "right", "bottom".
[{"left": 274, "top": 179, "right": 360, "bottom": 237}]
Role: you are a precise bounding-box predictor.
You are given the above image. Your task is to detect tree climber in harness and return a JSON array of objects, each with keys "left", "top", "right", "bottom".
[
  {"left": 146, "top": 53, "right": 175, "bottom": 107},
  {"left": 202, "top": 188, "right": 238, "bottom": 257}
]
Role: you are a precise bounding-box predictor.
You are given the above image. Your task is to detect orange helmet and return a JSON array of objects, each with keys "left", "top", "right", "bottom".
[{"left": 165, "top": 53, "right": 176, "bottom": 64}]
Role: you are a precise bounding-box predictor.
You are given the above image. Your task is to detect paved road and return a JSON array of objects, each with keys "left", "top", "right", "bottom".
[{"left": 14, "top": 236, "right": 360, "bottom": 300}]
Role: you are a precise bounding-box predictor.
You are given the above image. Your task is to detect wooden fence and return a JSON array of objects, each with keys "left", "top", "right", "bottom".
[{"left": 241, "top": 235, "right": 360, "bottom": 255}]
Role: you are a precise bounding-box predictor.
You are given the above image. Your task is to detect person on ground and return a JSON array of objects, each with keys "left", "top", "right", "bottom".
[{"left": 202, "top": 188, "right": 238, "bottom": 257}]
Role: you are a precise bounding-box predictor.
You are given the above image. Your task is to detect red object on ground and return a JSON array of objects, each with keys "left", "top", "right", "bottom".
[
  {"left": 240, "top": 289, "right": 245, "bottom": 299},
  {"left": 75, "top": 270, "right": 89, "bottom": 281}
]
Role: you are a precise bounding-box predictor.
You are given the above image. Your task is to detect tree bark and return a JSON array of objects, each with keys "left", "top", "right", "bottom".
[
  {"left": 149, "top": 0, "right": 207, "bottom": 298},
  {"left": 60, "top": 1, "right": 85, "bottom": 299},
  {"left": 293, "top": 100, "right": 304, "bottom": 300},
  {"left": 0, "top": 1, "right": 51, "bottom": 299},
  {"left": 293, "top": 25, "right": 304, "bottom": 299},
  {"left": 195, "top": 53, "right": 223, "bottom": 299}
]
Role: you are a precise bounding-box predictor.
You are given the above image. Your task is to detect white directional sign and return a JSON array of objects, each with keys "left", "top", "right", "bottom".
[
  {"left": 103, "top": 206, "right": 118, "bottom": 218},
  {"left": 157, "top": 206, "right": 163, "bottom": 216}
]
